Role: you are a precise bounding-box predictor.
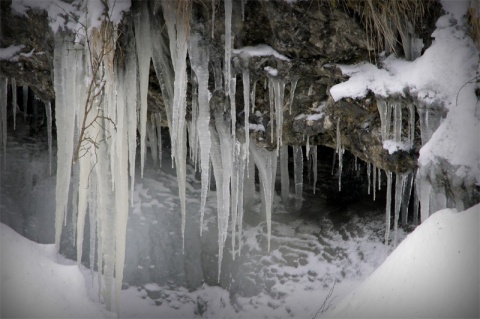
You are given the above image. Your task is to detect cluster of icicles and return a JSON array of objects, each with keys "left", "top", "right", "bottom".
[{"left": 0, "top": 0, "right": 438, "bottom": 314}]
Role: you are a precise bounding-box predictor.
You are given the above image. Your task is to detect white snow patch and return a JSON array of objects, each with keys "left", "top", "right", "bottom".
[
  {"left": 249, "top": 123, "right": 265, "bottom": 132},
  {"left": 233, "top": 44, "right": 290, "bottom": 61},
  {"left": 382, "top": 139, "right": 411, "bottom": 154},
  {"left": 328, "top": 204, "right": 480, "bottom": 318},
  {"left": 264, "top": 66, "right": 278, "bottom": 76},
  {"left": 0, "top": 45, "right": 25, "bottom": 61}
]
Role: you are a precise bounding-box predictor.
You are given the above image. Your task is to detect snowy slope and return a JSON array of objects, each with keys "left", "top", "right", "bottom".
[
  {"left": 326, "top": 204, "right": 480, "bottom": 318},
  {"left": 0, "top": 222, "right": 112, "bottom": 318}
]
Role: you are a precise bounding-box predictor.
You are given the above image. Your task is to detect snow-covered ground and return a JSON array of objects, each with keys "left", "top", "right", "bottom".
[
  {"left": 327, "top": 204, "right": 479, "bottom": 318},
  {"left": 0, "top": 222, "right": 112, "bottom": 318}
]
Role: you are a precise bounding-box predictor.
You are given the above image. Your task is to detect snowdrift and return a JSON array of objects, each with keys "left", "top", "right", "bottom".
[
  {"left": 327, "top": 204, "right": 480, "bottom": 318},
  {"left": 0, "top": 223, "right": 111, "bottom": 318}
]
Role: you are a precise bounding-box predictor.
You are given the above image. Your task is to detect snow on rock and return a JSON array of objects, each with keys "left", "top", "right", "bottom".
[
  {"left": 327, "top": 204, "right": 480, "bottom": 318},
  {"left": 233, "top": 44, "right": 290, "bottom": 61},
  {"left": 382, "top": 139, "right": 411, "bottom": 154},
  {"left": 0, "top": 45, "right": 25, "bottom": 61},
  {"left": 0, "top": 222, "right": 112, "bottom": 318}
]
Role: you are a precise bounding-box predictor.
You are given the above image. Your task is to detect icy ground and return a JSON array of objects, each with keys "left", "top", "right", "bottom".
[{"left": 1, "top": 130, "right": 405, "bottom": 318}]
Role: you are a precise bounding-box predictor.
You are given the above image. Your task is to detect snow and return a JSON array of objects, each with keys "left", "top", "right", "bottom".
[
  {"left": 327, "top": 204, "right": 480, "bottom": 318},
  {"left": 382, "top": 139, "right": 411, "bottom": 154},
  {"left": 0, "top": 223, "right": 112, "bottom": 318},
  {"left": 233, "top": 44, "right": 290, "bottom": 61},
  {"left": 11, "top": 0, "right": 130, "bottom": 33},
  {"left": 330, "top": 0, "right": 480, "bottom": 218},
  {"left": 0, "top": 45, "right": 25, "bottom": 61}
]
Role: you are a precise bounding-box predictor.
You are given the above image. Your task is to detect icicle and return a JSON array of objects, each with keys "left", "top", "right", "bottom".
[
  {"left": 354, "top": 156, "right": 358, "bottom": 170},
  {"left": 384, "top": 171, "right": 393, "bottom": 245},
  {"left": 236, "top": 144, "right": 247, "bottom": 257},
  {"left": 393, "top": 102, "right": 402, "bottom": 142},
  {"left": 336, "top": 118, "right": 343, "bottom": 191},
  {"left": 11, "top": 78, "right": 17, "bottom": 130},
  {"left": 243, "top": 151, "right": 255, "bottom": 210},
  {"left": 377, "top": 99, "right": 392, "bottom": 141},
  {"left": 133, "top": 5, "right": 153, "bottom": 178},
  {"left": 45, "top": 102, "right": 53, "bottom": 175},
  {"left": 293, "top": 145, "right": 303, "bottom": 210},
  {"left": 113, "top": 89, "right": 129, "bottom": 314},
  {"left": 289, "top": 78, "right": 298, "bottom": 115},
  {"left": 231, "top": 141, "right": 247, "bottom": 259},
  {"left": 240, "top": 53, "right": 250, "bottom": 165},
  {"left": 372, "top": 164, "right": 376, "bottom": 201},
  {"left": 268, "top": 78, "right": 274, "bottom": 143},
  {"left": 189, "top": 70, "right": 199, "bottom": 166},
  {"left": 401, "top": 173, "right": 414, "bottom": 226},
  {"left": 280, "top": 145, "right": 290, "bottom": 204},
  {"left": 189, "top": 31, "right": 212, "bottom": 235},
  {"left": 367, "top": 162, "right": 371, "bottom": 195},
  {"left": 312, "top": 146, "right": 318, "bottom": 194},
  {"left": 393, "top": 174, "right": 406, "bottom": 247},
  {"left": 417, "top": 173, "right": 432, "bottom": 222},
  {"left": 251, "top": 79, "right": 257, "bottom": 113},
  {"left": 22, "top": 86, "right": 28, "bottom": 121},
  {"left": 123, "top": 40, "right": 138, "bottom": 207},
  {"left": 274, "top": 78, "right": 285, "bottom": 154},
  {"left": 161, "top": 0, "right": 190, "bottom": 250},
  {"left": 210, "top": 101, "right": 233, "bottom": 281},
  {"left": 408, "top": 103, "right": 415, "bottom": 147},
  {"left": 224, "top": 0, "right": 233, "bottom": 112},
  {"left": 53, "top": 37, "right": 78, "bottom": 251},
  {"left": 0, "top": 76, "right": 7, "bottom": 167},
  {"left": 250, "top": 142, "right": 277, "bottom": 252}
]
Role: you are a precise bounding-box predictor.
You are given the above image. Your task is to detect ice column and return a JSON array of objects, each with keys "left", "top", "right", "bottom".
[
  {"left": 367, "top": 162, "right": 371, "bottom": 195},
  {"left": 293, "top": 145, "right": 303, "bottom": 210},
  {"left": 189, "top": 31, "right": 212, "bottom": 234},
  {"left": 133, "top": 4, "right": 153, "bottom": 178},
  {"left": 393, "top": 174, "right": 406, "bottom": 247},
  {"left": 250, "top": 142, "right": 277, "bottom": 252},
  {"left": 161, "top": 0, "right": 190, "bottom": 248},
  {"left": 240, "top": 52, "right": 250, "bottom": 163}
]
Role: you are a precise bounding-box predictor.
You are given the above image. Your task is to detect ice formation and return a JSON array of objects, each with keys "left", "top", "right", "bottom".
[
  {"left": 45, "top": 102, "right": 53, "bottom": 175},
  {"left": 189, "top": 31, "right": 211, "bottom": 234},
  {"left": 250, "top": 142, "right": 277, "bottom": 252}
]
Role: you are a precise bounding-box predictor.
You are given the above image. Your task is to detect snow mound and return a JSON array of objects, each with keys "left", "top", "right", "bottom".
[
  {"left": 0, "top": 223, "right": 112, "bottom": 318},
  {"left": 326, "top": 204, "right": 480, "bottom": 318}
]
